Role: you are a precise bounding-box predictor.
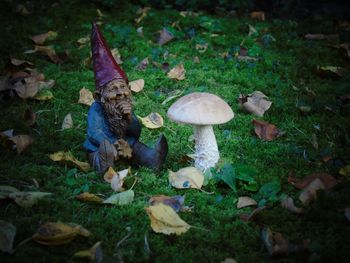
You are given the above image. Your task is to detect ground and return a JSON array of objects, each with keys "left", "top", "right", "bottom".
[{"left": 0, "top": 1, "right": 350, "bottom": 262}]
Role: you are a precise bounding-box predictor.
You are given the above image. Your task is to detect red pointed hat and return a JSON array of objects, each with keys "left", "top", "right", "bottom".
[{"left": 91, "top": 22, "right": 128, "bottom": 89}]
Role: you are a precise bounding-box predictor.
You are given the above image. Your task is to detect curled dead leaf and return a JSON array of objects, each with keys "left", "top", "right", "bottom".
[
  {"left": 252, "top": 119, "right": 282, "bottom": 141},
  {"left": 110, "top": 168, "right": 130, "bottom": 192},
  {"left": 49, "top": 151, "right": 90, "bottom": 172},
  {"left": 169, "top": 167, "right": 204, "bottom": 189},
  {"left": 238, "top": 91, "right": 272, "bottom": 116},
  {"left": 30, "top": 31, "right": 58, "bottom": 45},
  {"left": 13, "top": 77, "right": 40, "bottom": 99},
  {"left": 167, "top": 63, "right": 186, "bottom": 80},
  {"left": 73, "top": 241, "right": 103, "bottom": 262},
  {"left": 129, "top": 79, "right": 144, "bottom": 92},
  {"left": 33, "top": 222, "right": 90, "bottom": 246},
  {"left": 9, "top": 135, "right": 34, "bottom": 154},
  {"left": 145, "top": 203, "right": 190, "bottom": 235},
  {"left": 75, "top": 192, "right": 103, "bottom": 204},
  {"left": 237, "top": 196, "right": 257, "bottom": 209},
  {"left": 78, "top": 87, "right": 94, "bottom": 106},
  {"left": 250, "top": 11, "right": 265, "bottom": 21},
  {"left": 138, "top": 112, "right": 164, "bottom": 129}
]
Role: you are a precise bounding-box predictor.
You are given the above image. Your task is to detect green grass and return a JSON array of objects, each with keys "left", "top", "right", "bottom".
[{"left": 1, "top": 1, "right": 350, "bottom": 262}]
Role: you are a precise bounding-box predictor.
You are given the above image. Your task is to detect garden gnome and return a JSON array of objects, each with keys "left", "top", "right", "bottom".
[{"left": 83, "top": 22, "right": 168, "bottom": 173}]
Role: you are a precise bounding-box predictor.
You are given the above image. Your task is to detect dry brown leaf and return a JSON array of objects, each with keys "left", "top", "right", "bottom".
[
  {"left": 78, "top": 87, "right": 94, "bottom": 106},
  {"left": 103, "top": 167, "right": 117, "bottom": 183},
  {"left": 239, "top": 91, "right": 272, "bottom": 116},
  {"left": 33, "top": 45, "right": 61, "bottom": 64},
  {"left": 49, "top": 151, "right": 90, "bottom": 172},
  {"left": 288, "top": 172, "right": 337, "bottom": 190},
  {"left": 250, "top": 11, "right": 265, "bottom": 20},
  {"left": 252, "top": 119, "right": 282, "bottom": 141},
  {"left": 158, "top": 28, "right": 174, "bottom": 46},
  {"left": 237, "top": 196, "right": 257, "bottom": 209},
  {"left": 30, "top": 31, "right": 58, "bottom": 45},
  {"left": 138, "top": 112, "right": 164, "bottom": 129},
  {"left": 111, "top": 48, "right": 123, "bottom": 64},
  {"left": 9, "top": 135, "right": 33, "bottom": 154},
  {"left": 145, "top": 203, "right": 190, "bottom": 235},
  {"left": 13, "top": 77, "right": 40, "bottom": 99},
  {"left": 167, "top": 63, "right": 186, "bottom": 80},
  {"left": 129, "top": 79, "right": 144, "bottom": 92},
  {"left": 8, "top": 58, "right": 34, "bottom": 69},
  {"left": 61, "top": 113, "right": 73, "bottom": 130},
  {"left": 33, "top": 222, "right": 90, "bottom": 246},
  {"left": 23, "top": 107, "right": 36, "bottom": 126},
  {"left": 75, "top": 192, "right": 103, "bottom": 204},
  {"left": 111, "top": 168, "right": 130, "bottom": 192},
  {"left": 299, "top": 178, "right": 325, "bottom": 204},
  {"left": 281, "top": 196, "right": 304, "bottom": 214},
  {"left": 136, "top": 57, "right": 149, "bottom": 71},
  {"left": 73, "top": 241, "right": 103, "bottom": 261},
  {"left": 169, "top": 167, "right": 204, "bottom": 189}
]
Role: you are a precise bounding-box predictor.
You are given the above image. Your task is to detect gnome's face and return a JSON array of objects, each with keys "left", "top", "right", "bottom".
[{"left": 98, "top": 79, "right": 132, "bottom": 138}]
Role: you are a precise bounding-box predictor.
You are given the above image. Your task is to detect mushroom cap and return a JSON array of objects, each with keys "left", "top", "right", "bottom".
[{"left": 167, "top": 92, "right": 234, "bottom": 125}]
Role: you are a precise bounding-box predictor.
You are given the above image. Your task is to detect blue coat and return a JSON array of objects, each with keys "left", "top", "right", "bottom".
[{"left": 83, "top": 102, "right": 141, "bottom": 152}]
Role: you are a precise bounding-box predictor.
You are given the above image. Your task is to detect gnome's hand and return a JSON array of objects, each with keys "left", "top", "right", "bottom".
[
  {"left": 117, "top": 101, "right": 132, "bottom": 121},
  {"left": 114, "top": 139, "right": 132, "bottom": 159}
]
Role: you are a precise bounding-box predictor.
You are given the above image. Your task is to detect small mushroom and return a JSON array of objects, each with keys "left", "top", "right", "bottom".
[{"left": 167, "top": 92, "right": 234, "bottom": 171}]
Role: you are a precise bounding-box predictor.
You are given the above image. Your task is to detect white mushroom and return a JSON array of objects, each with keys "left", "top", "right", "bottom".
[{"left": 167, "top": 92, "right": 234, "bottom": 172}]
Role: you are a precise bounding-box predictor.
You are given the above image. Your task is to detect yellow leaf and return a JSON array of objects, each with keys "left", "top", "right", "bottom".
[
  {"left": 145, "top": 203, "right": 190, "bottom": 235},
  {"left": 138, "top": 112, "right": 164, "bottom": 129},
  {"left": 61, "top": 113, "right": 73, "bottom": 130},
  {"left": 33, "top": 222, "right": 90, "bottom": 246},
  {"left": 169, "top": 167, "right": 204, "bottom": 189},
  {"left": 9, "top": 135, "right": 34, "bottom": 154},
  {"left": 33, "top": 89, "right": 54, "bottom": 101},
  {"left": 78, "top": 87, "right": 94, "bottom": 106},
  {"left": 75, "top": 192, "right": 103, "bottom": 204},
  {"left": 73, "top": 241, "right": 102, "bottom": 261},
  {"left": 49, "top": 151, "right": 90, "bottom": 172},
  {"left": 8, "top": 192, "right": 52, "bottom": 208},
  {"left": 167, "top": 63, "right": 186, "bottom": 80},
  {"left": 129, "top": 79, "right": 144, "bottom": 92},
  {"left": 30, "top": 31, "right": 58, "bottom": 45}
]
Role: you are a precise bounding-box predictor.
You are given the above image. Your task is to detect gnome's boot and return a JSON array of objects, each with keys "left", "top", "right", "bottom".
[{"left": 131, "top": 134, "right": 168, "bottom": 170}]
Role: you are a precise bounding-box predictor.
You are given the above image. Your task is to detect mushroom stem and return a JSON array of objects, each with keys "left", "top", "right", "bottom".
[{"left": 193, "top": 125, "right": 219, "bottom": 172}]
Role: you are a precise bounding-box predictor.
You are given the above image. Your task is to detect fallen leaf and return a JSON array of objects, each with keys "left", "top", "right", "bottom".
[
  {"left": 299, "top": 178, "right": 325, "bottom": 204},
  {"left": 161, "top": 89, "right": 183, "bottom": 105},
  {"left": 134, "top": 7, "right": 151, "bottom": 24},
  {"left": 237, "top": 196, "right": 257, "bottom": 209},
  {"left": 33, "top": 89, "right": 54, "bottom": 101},
  {"left": 0, "top": 221, "right": 16, "bottom": 253},
  {"left": 78, "top": 87, "right": 94, "bottom": 106},
  {"left": 103, "top": 167, "right": 117, "bottom": 183},
  {"left": 39, "top": 79, "right": 55, "bottom": 90},
  {"left": 158, "top": 28, "right": 174, "bottom": 46},
  {"left": 23, "top": 107, "right": 36, "bottom": 126},
  {"left": 138, "top": 112, "right": 164, "bottom": 129},
  {"left": 239, "top": 206, "right": 266, "bottom": 221},
  {"left": 261, "top": 227, "right": 309, "bottom": 257},
  {"left": 77, "top": 36, "right": 90, "bottom": 45},
  {"left": 73, "top": 241, "right": 103, "bottom": 262},
  {"left": 33, "top": 222, "right": 90, "bottom": 245},
  {"left": 239, "top": 91, "right": 272, "bottom": 116},
  {"left": 250, "top": 11, "right": 265, "bottom": 20},
  {"left": 252, "top": 119, "right": 282, "bottom": 141},
  {"left": 248, "top": 24, "right": 258, "bottom": 37},
  {"left": 111, "top": 168, "right": 130, "bottom": 192},
  {"left": 280, "top": 196, "right": 303, "bottom": 214},
  {"left": 221, "top": 259, "right": 237, "bottom": 263},
  {"left": 7, "top": 58, "right": 34, "bottom": 70},
  {"left": 288, "top": 172, "right": 337, "bottom": 190},
  {"left": 169, "top": 167, "right": 204, "bottom": 189},
  {"left": 0, "top": 186, "right": 20, "bottom": 199},
  {"left": 305, "top": 34, "right": 338, "bottom": 41},
  {"left": 316, "top": 66, "right": 344, "bottom": 78},
  {"left": 9, "top": 135, "right": 34, "bottom": 154},
  {"left": 49, "top": 151, "right": 91, "bottom": 172},
  {"left": 129, "top": 79, "right": 144, "bottom": 92},
  {"left": 149, "top": 195, "right": 185, "bottom": 212},
  {"left": 13, "top": 77, "right": 40, "bottom": 99},
  {"left": 145, "top": 203, "right": 190, "bottom": 235},
  {"left": 103, "top": 190, "right": 134, "bottom": 205},
  {"left": 111, "top": 48, "right": 123, "bottom": 64},
  {"left": 167, "top": 63, "right": 186, "bottom": 80},
  {"left": 195, "top": 43, "right": 208, "bottom": 53},
  {"left": 8, "top": 192, "right": 52, "bottom": 208},
  {"left": 75, "top": 192, "right": 103, "bottom": 204},
  {"left": 339, "top": 165, "right": 350, "bottom": 177},
  {"left": 136, "top": 57, "right": 149, "bottom": 71},
  {"left": 61, "top": 113, "right": 73, "bottom": 130},
  {"left": 30, "top": 31, "right": 58, "bottom": 45}
]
